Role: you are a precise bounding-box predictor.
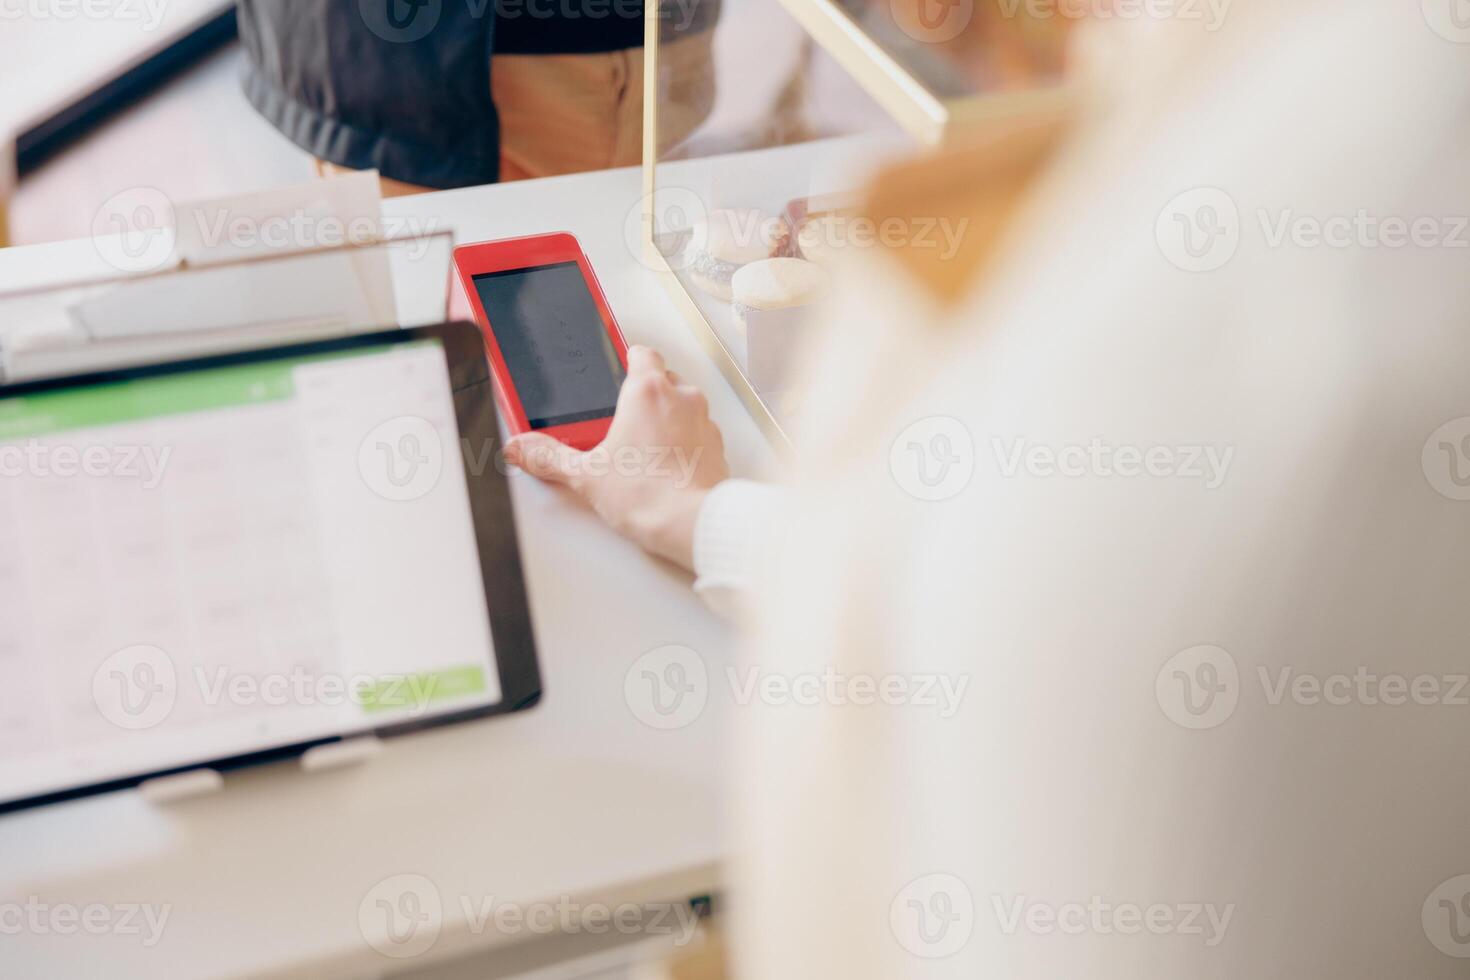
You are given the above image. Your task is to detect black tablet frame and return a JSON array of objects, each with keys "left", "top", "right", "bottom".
[{"left": 0, "top": 322, "right": 542, "bottom": 815}]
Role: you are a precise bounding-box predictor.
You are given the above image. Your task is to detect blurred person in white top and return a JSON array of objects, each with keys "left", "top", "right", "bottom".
[{"left": 505, "top": 0, "right": 1470, "bottom": 975}]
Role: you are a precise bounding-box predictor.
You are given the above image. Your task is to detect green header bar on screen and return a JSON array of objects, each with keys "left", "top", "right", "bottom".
[
  {"left": 0, "top": 362, "right": 295, "bottom": 441},
  {"left": 0, "top": 341, "right": 428, "bottom": 442}
]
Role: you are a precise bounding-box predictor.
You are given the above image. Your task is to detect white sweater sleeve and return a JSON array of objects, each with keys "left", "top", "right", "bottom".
[{"left": 691, "top": 479, "right": 780, "bottom": 619}]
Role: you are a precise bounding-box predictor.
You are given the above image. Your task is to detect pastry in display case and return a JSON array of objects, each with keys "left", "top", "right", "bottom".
[{"left": 641, "top": 0, "right": 1073, "bottom": 443}]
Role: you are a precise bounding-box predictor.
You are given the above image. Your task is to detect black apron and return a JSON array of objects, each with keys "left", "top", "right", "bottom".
[{"left": 237, "top": 0, "right": 704, "bottom": 188}]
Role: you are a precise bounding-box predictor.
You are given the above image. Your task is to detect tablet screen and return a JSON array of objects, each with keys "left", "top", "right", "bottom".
[
  {"left": 472, "top": 262, "right": 627, "bottom": 429},
  {"left": 0, "top": 337, "right": 503, "bottom": 809}
]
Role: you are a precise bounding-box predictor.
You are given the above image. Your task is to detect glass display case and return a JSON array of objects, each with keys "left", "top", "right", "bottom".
[{"left": 641, "top": 0, "right": 1071, "bottom": 443}]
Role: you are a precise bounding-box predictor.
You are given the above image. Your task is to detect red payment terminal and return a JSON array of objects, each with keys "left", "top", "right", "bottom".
[{"left": 452, "top": 233, "right": 630, "bottom": 450}]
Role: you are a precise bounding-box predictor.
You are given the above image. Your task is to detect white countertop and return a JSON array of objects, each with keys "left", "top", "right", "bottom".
[{"left": 0, "top": 162, "right": 778, "bottom": 978}]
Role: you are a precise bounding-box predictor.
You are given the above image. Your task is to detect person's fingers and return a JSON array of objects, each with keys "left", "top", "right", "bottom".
[
  {"left": 627, "top": 345, "right": 666, "bottom": 377},
  {"left": 676, "top": 384, "right": 710, "bottom": 416},
  {"left": 504, "top": 433, "right": 584, "bottom": 489},
  {"left": 665, "top": 370, "right": 684, "bottom": 387}
]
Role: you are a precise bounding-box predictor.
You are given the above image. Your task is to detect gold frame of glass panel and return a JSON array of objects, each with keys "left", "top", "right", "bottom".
[
  {"left": 642, "top": 4, "right": 796, "bottom": 446},
  {"left": 768, "top": 0, "right": 1076, "bottom": 144},
  {"left": 642, "top": 0, "right": 1071, "bottom": 445}
]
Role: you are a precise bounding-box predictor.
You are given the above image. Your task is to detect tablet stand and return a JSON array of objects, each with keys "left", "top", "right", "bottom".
[
  {"left": 136, "top": 737, "right": 386, "bottom": 806},
  {"left": 300, "top": 736, "right": 384, "bottom": 772},
  {"left": 139, "top": 769, "right": 224, "bottom": 804}
]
